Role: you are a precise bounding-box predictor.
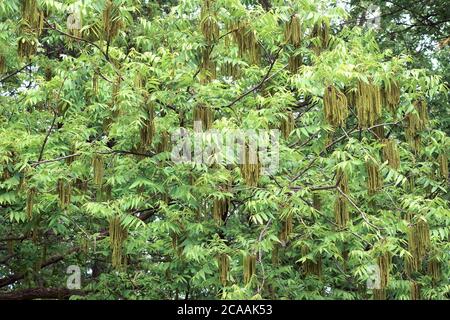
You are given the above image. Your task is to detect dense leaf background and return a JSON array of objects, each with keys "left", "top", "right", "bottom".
[{"left": 0, "top": 0, "right": 448, "bottom": 300}]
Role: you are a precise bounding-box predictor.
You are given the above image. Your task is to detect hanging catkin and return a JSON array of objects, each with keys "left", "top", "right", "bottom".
[
  {"left": 405, "top": 99, "right": 428, "bottom": 152},
  {"left": 243, "top": 253, "right": 256, "bottom": 284},
  {"left": 232, "top": 21, "right": 261, "bottom": 65},
  {"left": 140, "top": 100, "right": 155, "bottom": 147},
  {"left": 334, "top": 168, "right": 349, "bottom": 228},
  {"left": 382, "top": 139, "right": 400, "bottom": 170},
  {"left": 57, "top": 178, "right": 71, "bottom": 208},
  {"left": 239, "top": 143, "right": 261, "bottom": 187},
  {"left": 194, "top": 103, "right": 214, "bottom": 130},
  {"left": 200, "top": 0, "right": 219, "bottom": 45},
  {"left": 427, "top": 258, "right": 441, "bottom": 282},
  {"left": 0, "top": 55, "right": 6, "bottom": 74},
  {"left": 355, "top": 80, "right": 382, "bottom": 128},
  {"left": 280, "top": 112, "right": 294, "bottom": 139},
  {"left": 279, "top": 216, "right": 293, "bottom": 243},
  {"left": 156, "top": 131, "right": 170, "bottom": 153},
  {"left": 410, "top": 281, "right": 420, "bottom": 300},
  {"left": 406, "top": 219, "right": 431, "bottom": 274},
  {"left": 377, "top": 252, "right": 391, "bottom": 288},
  {"left": 217, "top": 253, "right": 229, "bottom": 286},
  {"left": 18, "top": 0, "right": 43, "bottom": 58},
  {"left": 437, "top": 153, "right": 448, "bottom": 178},
  {"left": 301, "top": 245, "right": 322, "bottom": 277},
  {"left": 92, "top": 154, "right": 104, "bottom": 187},
  {"left": 103, "top": 0, "right": 123, "bottom": 42},
  {"left": 26, "top": 188, "right": 35, "bottom": 220},
  {"left": 109, "top": 215, "right": 127, "bottom": 269},
  {"left": 285, "top": 14, "right": 302, "bottom": 46},
  {"left": 311, "top": 21, "right": 329, "bottom": 54},
  {"left": 323, "top": 86, "right": 349, "bottom": 127},
  {"left": 383, "top": 80, "right": 400, "bottom": 113},
  {"left": 372, "top": 288, "right": 386, "bottom": 300},
  {"left": 213, "top": 197, "right": 230, "bottom": 226},
  {"left": 366, "top": 158, "right": 383, "bottom": 195}
]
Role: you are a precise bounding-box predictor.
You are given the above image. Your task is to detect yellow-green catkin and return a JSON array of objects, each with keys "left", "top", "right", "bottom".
[
  {"left": 156, "top": 131, "right": 170, "bottom": 153},
  {"left": 279, "top": 216, "right": 293, "bottom": 243},
  {"left": 378, "top": 252, "right": 391, "bottom": 288},
  {"left": 373, "top": 288, "right": 386, "bottom": 300},
  {"left": 311, "top": 21, "right": 329, "bottom": 55},
  {"left": 194, "top": 103, "right": 214, "bottom": 131},
  {"left": 301, "top": 245, "right": 322, "bottom": 277},
  {"left": 427, "top": 257, "right": 441, "bottom": 282},
  {"left": 410, "top": 281, "right": 420, "bottom": 300},
  {"left": 18, "top": 0, "right": 43, "bottom": 59},
  {"left": 103, "top": 0, "right": 123, "bottom": 42},
  {"left": 243, "top": 253, "right": 256, "bottom": 284},
  {"left": 437, "top": 153, "right": 448, "bottom": 178},
  {"left": 334, "top": 168, "right": 349, "bottom": 228},
  {"left": 405, "top": 99, "right": 428, "bottom": 152},
  {"left": 383, "top": 80, "right": 400, "bottom": 113},
  {"left": 280, "top": 112, "right": 294, "bottom": 139},
  {"left": 366, "top": 158, "right": 383, "bottom": 195},
  {"left": 92, "top": 154, "right": 104, "bottom": 187},
  {"left": 406, "top": 219, "right": 431, "bottom": 275},
  {"left": 239, "top": 143, "right": 260, "bottom": 187},
  {"left": 109, "top": 215, "right": 127, "bottom": 269},
  {"left": 382, "top": 139, "right": 400, "bottom": 170},
  {"left": 200, "top": 0, "right": 219, "bottom": 45},
  {"left": 232, "top": 21, "right": 261, "bottom": 65},
  {"left": 57, "top": 178, "right": 71, "bottom": 208},
  {"left": 217, "top": 253, "right": 229, "bottom": 286},
  {"left": 26, "top": 187, "right": 35, "bottom": 220},
  {"left": 285, "top": 14, "right": 302, "bottom": 73},
  {"left": 323, "top": 85, "right": 349, "bottom": 127},
  {"left": 140, "top": 99, "right": 155, "bottom": 148},
  {"left": 213, "top": 194, "right": 230, "bottom": 226},
  {"left": 355, "top": 80, "right": 382, "bottom": 128}
]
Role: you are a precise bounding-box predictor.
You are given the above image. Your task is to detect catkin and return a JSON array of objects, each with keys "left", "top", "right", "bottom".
[
  {"left": 279, "top": 216, "right": 293, "bottom": 243},
  {"left": 373, "top": 288, "right": 386, "bottom": 300},
  {"left": 355, "top": 80, "right": 382, "bottom": 128},
  {"left": 26, "top": 188, "right": 35, "bottom": 220},
  {"left": 140, "top": 102, "right": 155, "bottom": 147},
  {"left": 194, "top": 103, "right": 214, "bottom": 131},
  {"left": 334, "top": 168, "right": 349, "bottom": 228},
  {"left": 383, "top": 81, "right": 400, "bottom": 112},
  {"left": 323, "top": 86, "right": 349, "bottom": 127},
  {"left": 103, "top": 0, "right": 123, "bottom": 42},
  {"left": 239, "top": 143, "right": 261, "bottom": 187},
  {"left": 427, "top": 258, "right": 441, "bottom": 282},
  {"left": 382, "top": 139, "right": 400, "bottom": 170},
  {"left": 243, "top": 253, "right": 256, "bottom": 284},
  {"left": 92, "top": 154, "right": 104, "bottom": 187},
  {"left": 406, "top": 219, "right": 430, "bottom": 274},
  {"left": 366, "top": 158, "right": 383, "bottom": 195},
  {"left": 410, "top": 281, "right": 420, "bottom": 300},
  {"left": 437, "top": 153, "right": 448, "bottom": 178},
  {"left": 231, "top": 21, "right": 261, "bottom": 65},
  {"left": 109, "top": 215, "right": 127, "bottom": 269},
  {"left": 280, "top": 112, "right": 294, "bottom": 139},
  {"left": 311, "top": 21, "right": 329, "bottom": 54},
  {"left": 377, "top": 252, "right": 391, "bottom": 288},
  {"left": 57, "top": 179, "right": 71, "bottom": 208},
  {"left": 301, "top": 245, "right": 322, "bottom": 277},
  {"left": 218, "top": 253, "right": 229, "bottom": 286}
]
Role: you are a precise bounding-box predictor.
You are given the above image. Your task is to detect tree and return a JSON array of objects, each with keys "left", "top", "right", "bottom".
[{"left": 0, "top": 0, "right": 448, "bottom": 300}]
